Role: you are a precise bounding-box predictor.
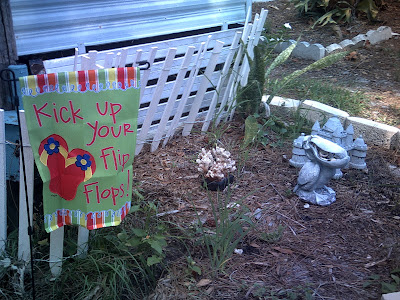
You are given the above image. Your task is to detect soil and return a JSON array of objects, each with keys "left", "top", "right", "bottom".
[
  {"left": 128, "top": 4, "right": 400, "bottom": 299},
  {"left": 254, "top": 0, "right": 400, "bottom": 128},
  {"left": 131, "top": 120, "right": 400, "bottom": 299}
]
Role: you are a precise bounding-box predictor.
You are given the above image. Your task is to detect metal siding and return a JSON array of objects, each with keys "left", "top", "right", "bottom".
[{"left": 10, "top": 0, "right": 247, "bottom": 56}]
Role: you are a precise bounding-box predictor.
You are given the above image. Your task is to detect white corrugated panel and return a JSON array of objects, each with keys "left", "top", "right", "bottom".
[{"left": 10, "top": 0, "right": 248, "bottom": 56}]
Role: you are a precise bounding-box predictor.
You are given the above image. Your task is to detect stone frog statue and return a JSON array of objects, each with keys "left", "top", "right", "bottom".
[{"left": 293, "top": 135, "right": 350, "bottom": 206}]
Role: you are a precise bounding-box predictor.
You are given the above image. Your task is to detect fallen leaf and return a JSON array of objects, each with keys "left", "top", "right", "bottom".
[
  {"left": 204, "top": 218, "right": 216, "bottom": 227},
  {"left": 37, "top": 238, "right": 49, "bottom": 246},
  {"left": 345, "top": 51, "right": 358, "bottom": 61},
  {"left": 197, "top": 279, "right": 212, "bottom": 287}
]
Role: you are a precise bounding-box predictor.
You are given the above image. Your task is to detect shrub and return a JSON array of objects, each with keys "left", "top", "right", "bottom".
[{"left": 290, "top": 0, "right": 380, "bottom": 26}]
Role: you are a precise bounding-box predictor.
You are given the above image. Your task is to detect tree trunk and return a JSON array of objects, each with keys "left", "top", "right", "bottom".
[{"left": 0, "top": 0, "right": 18, "bottom": 110}]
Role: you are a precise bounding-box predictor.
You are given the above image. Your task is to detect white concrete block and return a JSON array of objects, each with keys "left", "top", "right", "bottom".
[
  {"left": 275, "top": 40, "right": 325, "bottom": 60},
  {"left": 377, "top": 26, "right": 394, "bottom": 39},
  {"left": 292, "top": 42, "right": 325, "bottom": 60},
  {"left": 345, "top": 116, "right": 400, "bottom": 149},
  {"left": 274, "top": 40, "right": 296, "bottom": 53},
  {"left": 339, "top": 39, "right": 355, "bottom": 49},
  {"left": 300, "top": 100, "right": 349, "bottom": 124},
  {"left": 268, "top": 95, "right": 301, "bottom": 117},
  {"left": 307, "top": 43, "right": 326, "bottom": 60},
  {"left": 293, "top": 41, "right": 310, "bottom": 58},
  {"left": 326, "top": 43, "right": 342, "bottom": 54},
  {"left": 366, "top": 26, "right": 393, "bottom": 45},
  {"left": 270, "top": 96, "right": 301, "bottom": 109},
  {"left": 381, "top": 291, "right": 400, "bottom": 300},
  {"left": 352, "top": 34, "right": 367, "bottom": 47}
]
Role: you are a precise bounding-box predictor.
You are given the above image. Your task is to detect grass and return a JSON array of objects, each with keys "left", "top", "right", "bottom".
[
  {"left": 275, "top": 77, "right": 370, "bottom": 116},
  {"left": 0, "top": 193, "right": 167, "bottom": 300},
  {"left": 22, "top": 226, "right": 163, "bottom": 300},
  {"left": 192, "top": 186, "right": 254, "bottom": 276}
]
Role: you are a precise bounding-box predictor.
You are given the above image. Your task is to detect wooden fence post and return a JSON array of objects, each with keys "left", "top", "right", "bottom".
[{"left": 49, "top": 225, "right": 64, "bottom": 278}]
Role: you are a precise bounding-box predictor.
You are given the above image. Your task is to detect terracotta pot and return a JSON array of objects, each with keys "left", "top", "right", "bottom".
[{"left": 202, "top": 174, "right": 235, "bottom": 191}]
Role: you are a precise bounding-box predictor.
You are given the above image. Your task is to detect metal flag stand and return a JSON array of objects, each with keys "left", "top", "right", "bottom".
[{"left": 0, "top": 68, "right": 36, "bottom": 300}]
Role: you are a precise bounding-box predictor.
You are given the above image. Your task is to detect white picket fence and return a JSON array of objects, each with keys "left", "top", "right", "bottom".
[{"left": 0, "top": 9, "right": 268, "bottom": 278}]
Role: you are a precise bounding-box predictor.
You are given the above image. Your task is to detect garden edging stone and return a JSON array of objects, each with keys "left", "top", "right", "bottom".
[
  {"left": 274, "top": 26, "right": 397, "bottom": 60},
  {"left": 268, "top": 95, "right": 400, "bottom": 150},
  {"left": 381, "top": 291, "right": 400, "bottom": 300}
]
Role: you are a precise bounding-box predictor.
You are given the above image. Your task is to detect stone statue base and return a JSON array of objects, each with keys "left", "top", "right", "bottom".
[{"left": 295, "top": 186, "right": 336, "bottom": 206}]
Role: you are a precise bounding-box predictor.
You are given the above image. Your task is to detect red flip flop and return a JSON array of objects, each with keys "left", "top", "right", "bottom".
[
  {"left": 59, "top": 149, "right": 97, "bottom": 201},
  {"left": 38, "top": 134, "right": 68, "bottom": 195}
]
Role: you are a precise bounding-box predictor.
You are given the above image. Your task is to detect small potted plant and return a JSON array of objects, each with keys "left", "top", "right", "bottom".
[{"left": 196, "top": 146, "right": 236, "bottom": 191}]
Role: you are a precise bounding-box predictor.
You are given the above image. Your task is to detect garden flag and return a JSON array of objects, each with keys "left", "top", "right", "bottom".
[{"left": 20, "top": 67, "right": 140, "bottom": 233}]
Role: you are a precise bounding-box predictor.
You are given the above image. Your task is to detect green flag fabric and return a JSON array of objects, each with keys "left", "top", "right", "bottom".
[{"left": 20, "top": 67, "right": 140, "bottom": 233}]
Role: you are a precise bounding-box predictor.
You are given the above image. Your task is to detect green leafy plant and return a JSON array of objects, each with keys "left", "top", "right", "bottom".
[
  {"left": 30, "top": 226, "right": 164, "bottom": 300},
  {"left": 258, "top": 224, "right": 285, "bottom": 244},
  {"left": 236, "top": 23, "right": 293, "bottom": 119},
  {"left": 291, "top": 0, "right": 380, "bottom": 26},
  {"left": 363, "top": 269, "right": 400, "bottom": 294},
  {"left": 265, "top": 49, "right": 349, "bottom": 106},
  {"left": 236, "top": 45, "right": 266, "bottom": 117},
  {"left": 186, "top": 256, "right": 202, "bottom": 276},
  {"left": 118, "top": 200, "right": 167, "bottom": 267},
  {"left": 0, "top": 187, "right": 167, "bottom": 299},
  {"left": 238, "top": 26, "right": 348, "bottom": 148},
  {"left": 244, "top": 114, "right": 289, "bottom": 147},
  {"left": 193, "top": 188, "right": 254, "bottom": 275}
]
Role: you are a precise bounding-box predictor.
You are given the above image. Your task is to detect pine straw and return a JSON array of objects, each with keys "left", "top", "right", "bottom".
[{"left": 131, "top": 121, "right": 400, "bottom": 300}]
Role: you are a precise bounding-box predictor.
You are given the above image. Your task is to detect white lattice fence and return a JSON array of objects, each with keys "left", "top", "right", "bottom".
[{"left": 1, "top": 8, "right": 268, "bottom": 277}]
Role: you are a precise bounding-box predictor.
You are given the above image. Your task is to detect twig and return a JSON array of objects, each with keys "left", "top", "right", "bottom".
[
  {"left": 282, "top": 220, "right": 297, "bottom": 236},
  {"left": 229, "top": 269, "right": 238, "bottom": 281},
  {"left": 269, "top": 183, "right": 285, "bottom": 201},
  {"left": 364, "top": 246, "right": 393, "bottom": 268},
  {"left": 276, "top": 211, "right": 307, "bottom": 229}
]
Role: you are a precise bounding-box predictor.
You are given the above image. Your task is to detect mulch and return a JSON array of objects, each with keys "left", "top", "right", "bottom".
[
  {"left": 130, "top": 3, "right": 400, "bottom": 298},
  {"left": 130, "top": 120, "right": 400, "bottom": 299}
]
